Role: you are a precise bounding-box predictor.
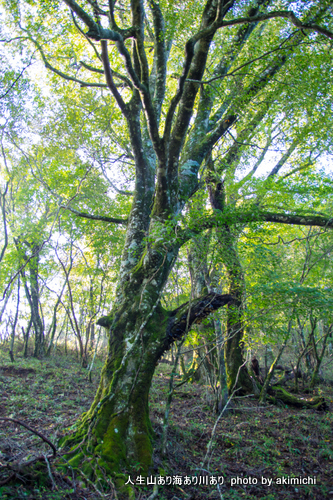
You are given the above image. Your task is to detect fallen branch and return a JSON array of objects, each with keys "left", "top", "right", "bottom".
[{"left": 0, "top": 417, "right": 57, "bottom": 457}]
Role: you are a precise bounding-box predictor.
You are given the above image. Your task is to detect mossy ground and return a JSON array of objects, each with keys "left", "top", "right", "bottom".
[{"left": 0, "top": 346, "right": 333, "bottom": 499}]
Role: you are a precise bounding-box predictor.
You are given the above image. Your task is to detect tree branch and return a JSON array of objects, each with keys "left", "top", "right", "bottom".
[
  {"left": 261, "top": 212, "right": 333, "bottom": 229},
  {"left": 177, "top": 1, "right": 273, "bottom": 204},
  {"left": 186, "top": 39, "right": 304, "bottom": 85},
  {"left": 162, "top": 0, "right": 233, "bottom": 148},
  {"left": 203, "top": 54, "right": 286, "bottom": 152},
  {"left": 219, "top": 11, "right": 333, "bottom": 41},
  {"left": 0, "top": 64, "right": 30, "bottom": 99},
  {"left": 100, "top": 40, "right": 128, "bottom": 114},
  {"left": 31, "top": 37, "right": 107, "bottom": 88},
  {"left": 80, "top": 60, "right": 132, "bottom": 88},
  {"left": 128, "top": 0, "right": 163, "bottom": 158},
  {"left": 62, "top": 0, "right": 98, "bottom": 31},
  {"left": 131, "top": 0, "right": 149, "bottom": 87},
  {"left": 62, "top": 0, "right": 133, "bottom": 39},
  {"left": 99, "top": 161, "right": 134, "bottom": 196},
  {"left": 178, "top": 208, "right": 333, "bottom": 246},
  {"left": 166, "top": 292, "right": 234, "bottom": 344},
  {"left": 267, "top": 138, "right": 300, "bottom": 178},
  {"left": 216, "top": 102, "right": 274, "bottom": 178},
  {"left": 63, "top": 0, "right": 144, "bottom": 97},
  {"left": 71, "top": 10, "right": 102, "bottom": 61},
  {"left": 61, "top": 205, "right": 128, "bottom": 224},
  {"left": 148, "top": 0, "right": 167, "bottom": 121},
  {"left": 162, "top": 38, "right": 196, "bottom": 145},
  {"left": 0, "top": 417, "right": 56, "bottom": 457}
]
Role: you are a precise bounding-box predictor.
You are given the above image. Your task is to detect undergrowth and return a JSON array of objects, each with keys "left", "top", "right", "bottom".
[{"left": 0, "top": 347, "right": 332, "bottom": 499}]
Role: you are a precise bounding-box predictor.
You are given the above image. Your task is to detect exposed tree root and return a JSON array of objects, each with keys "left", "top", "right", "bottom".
[
  {"left": 267, "top": 386, "right": 328, "bottom": 410},
  {"left": 249, "top": 358, "right": 328, "bottom": 410}
]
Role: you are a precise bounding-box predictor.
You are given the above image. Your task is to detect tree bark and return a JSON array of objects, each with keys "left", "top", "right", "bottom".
[{"left": 60, "top": 245, "right": 233, "bottom": 487}]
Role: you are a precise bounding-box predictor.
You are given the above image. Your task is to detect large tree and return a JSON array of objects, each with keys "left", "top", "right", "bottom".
[{"left": 3, "top": 0, "right": 333, "bottom": 491}]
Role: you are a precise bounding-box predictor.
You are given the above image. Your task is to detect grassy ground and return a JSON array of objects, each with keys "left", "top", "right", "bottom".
[{"left": 0, "top": 348, "right": 332, "bottom": 500}]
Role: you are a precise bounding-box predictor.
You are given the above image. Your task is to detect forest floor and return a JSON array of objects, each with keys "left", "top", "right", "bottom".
[{"left": 0, "top": 348, "right": 333, "bottom": 500}]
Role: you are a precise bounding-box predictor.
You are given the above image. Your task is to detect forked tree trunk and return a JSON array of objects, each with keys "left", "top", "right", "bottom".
[
  {"left": 66, "top": 304, "right": 167, "bottom": 475},
  {"left": 60, "top": 249, "right": 233, "bottom": 489},
  {"left": 17, "top": 240, "right": 45, "bottom": 358}
]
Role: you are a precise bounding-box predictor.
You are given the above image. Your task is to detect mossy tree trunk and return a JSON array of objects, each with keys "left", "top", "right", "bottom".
[
  {"left": 187, "top": 232, "right": 229, "bottom": 402},
  {"left": 309, "top": 320, "right": 332, "bottom": 388},
  {"left": 65, "top": 308, "right": 167, "bottom": 476},
  {"left": 207, "top": 179, "right": 253, "bottom": 394},
  {"left": 61, "top": 233, "right": 234, "bottom": 477}
]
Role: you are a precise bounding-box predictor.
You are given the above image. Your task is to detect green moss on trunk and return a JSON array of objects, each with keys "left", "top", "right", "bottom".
[
  {"left": 269, "top": 386, "right": 328, "bottom": 410},
  {"left": 224, "top": 314, "right": 253, "bottom": 395},
  {"left": 58, "top": 301, "right": 169, "bottom": 496}
]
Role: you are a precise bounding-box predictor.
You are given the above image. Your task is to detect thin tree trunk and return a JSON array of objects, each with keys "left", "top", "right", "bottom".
[
  {"left": 9, "top": 277, "right": 20, "bottom": 362},
  {"left": 29, "top": 246, "right": 44, "bottom": 358},
  {"left": 0, "top": 182, "right": 9, "bottom": 264},
  {"left": 65, "top": 318, "right": 68, "bottom": 355},
  {"left": 214, "top": 318, "right": 228, "bottom": 411},
  {"left": 45, "top": 280, "right": 66, "bottom": 356},
  {"left": 56, "top": 246, "right": 85, "bottom": 364},
  {"left": 297, "top": 317, "right": 313, "bottom": 374},
  {"left": 17, "top": 240, "right": 45, "bottom": 358},
  {"left": 45, "top": 306, "right": 61, "bottom": 357},
  {"left": 217, "top": 224, "right": 253, "bottom": 394},
  {"left": 310, "top": 322, "right": 332, "bottom": 388},
  {"left": 259, "top": 321, "right": 292, "bottom": 403},
  {"left": 23, "top": 317, "right": 32, "bottom": 358},
  {"left": 53, "top": 315, "right": 67, "bottom": 353},
  {"left": 161, "top": 337, "right": 185, "bottom": 457},
  {"left": 0, "top": 285, "right": 13, "bottom": 325}
]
